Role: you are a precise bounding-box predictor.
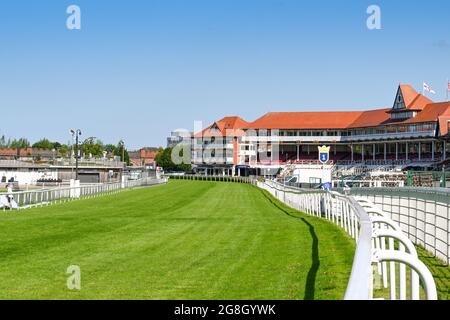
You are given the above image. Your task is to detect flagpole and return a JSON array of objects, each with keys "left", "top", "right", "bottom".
[{"left": 447, "top": 78, "right": 449, "bottom": 102}]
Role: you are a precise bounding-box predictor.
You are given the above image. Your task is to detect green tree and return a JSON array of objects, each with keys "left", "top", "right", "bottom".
[
  {"left": 9, "top": 138, "right": 30, "bottom": 148},
  {"left": 114, "top": 140, "right": 130, "bottom": 165},
  {"left": 0, "top": 135, "right": 6, "bottom": 148},
  {"left": 32, "top": 138, "right": 55, "bottom": 150},
  {"left": 82, "top": 137, "right": 104, "bottom": 157},
  {"left": 155, "top": 147, "right": 191, "bottom": 172},
  {"left": 58, "top": 144, "right": 71, "bottom": 157},
  {"left": 104, "top": 144, "right": 116, "bottom": 154}
]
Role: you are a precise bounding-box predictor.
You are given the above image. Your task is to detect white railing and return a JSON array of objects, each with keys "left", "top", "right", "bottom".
[
  {"left": 346, "top": 187, "right": 450, "bottom": 265},
  {"left": 0, "top": 177, "right": 168, "bottom": 210},
  {"left": 258, "top": 180, "right": 438, "bottom": 300},
  {"left": 53, "top": 159, "right": 124, "bottom": 168},
  {"left": 0, "top": 159, "right": 125, "bottom": 168}
]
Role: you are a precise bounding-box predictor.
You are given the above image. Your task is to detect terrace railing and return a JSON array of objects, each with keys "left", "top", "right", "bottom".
[
  {"left": 258, "top": 180, "right": 437, "bottom": 300},
  {"left": 0, "top": 177, "right": 168, "bottom": 210}
]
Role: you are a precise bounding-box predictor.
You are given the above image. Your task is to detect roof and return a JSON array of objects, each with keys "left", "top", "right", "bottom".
[
  {"left": 401, "top": 84, "right": 433, "bottom": 110},
  {"left": 348, "top": 108, "right": 391, "bottom": 128},
  {"left": 403, "top": 102, "right": 450, "bottom": 124},
  {"left": 0, "top": 148, "right": 33, "bottom": 157},
  {"left": 194, "top": 116, "right": 249, "bottom": 138},
  {"left": 195, "top": 84, "right": 450, "bottom": 136},
  {"left": 140, "top": 148, "right": 159, "bottom": 159}
]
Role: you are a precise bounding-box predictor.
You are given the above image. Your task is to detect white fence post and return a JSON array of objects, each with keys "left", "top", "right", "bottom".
[{"left": 257, "top": 180, "right": 438, "bottom": 300}]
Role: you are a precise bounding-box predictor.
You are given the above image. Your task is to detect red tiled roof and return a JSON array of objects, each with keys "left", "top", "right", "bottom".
[
  {"left": 195, "top": 85, "right": 450, "bottom": 136},
  {"left": 403, "top": 102, "right": 450, "bottom": 124},
  {"left": 246, "top": 111, "right": 364, "bottom": 129},
  {"left": 195, "top": 116, "right": 249, "bottom": 138},
  {"left": 0, "top": 148, "right": 33, "bottom": 157},
  {"left": 347, "top": 108, "right": 392, "bottom": 128},
  {"left": 399, "top": 84, "right": 433, "bottom": 111}
]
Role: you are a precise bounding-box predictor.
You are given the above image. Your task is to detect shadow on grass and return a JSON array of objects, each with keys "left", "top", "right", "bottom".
[{"left": 259, "top": 190, "right": 320, "bottom": 300}]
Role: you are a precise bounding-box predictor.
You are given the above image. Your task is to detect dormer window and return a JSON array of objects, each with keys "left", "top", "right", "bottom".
[
  {"left": 210, "top": 124, "right": 220, "bottom": 133},
  {"left": 393, "top": 89, "right": 406, "bottom": 110},
  {"left": 388, "top": 85, "right": 423, "bottom": 120}
]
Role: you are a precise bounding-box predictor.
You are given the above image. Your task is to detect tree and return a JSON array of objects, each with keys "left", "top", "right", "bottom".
[
  {"left": 9, "top": 138, "right": 30, "bottom": 148},
  {"left": 104, "top": 144, "right": 116, "bottom": 154},
  {"left": 0, "top": 135, "right": 6, "bottom": 148},
  {"left": 32, "top": 138, "right": 55, "bottom": 150},
  {"left": 155, "top": 147, "right": 191, "bottom": 172},
  {"left": 58, "top": 144, "right": 71, "bottom": 157},
  {"left": 154, "top": 147, "right": 171, "bottom": 169},
  {"left": 114, "top": 141, "right": 130, "bottom": 165},
  {"left": 82, "top": 137, "right": 104, "bottom": 158}
]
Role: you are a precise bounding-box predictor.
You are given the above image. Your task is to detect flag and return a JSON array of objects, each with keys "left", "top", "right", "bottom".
[
  {"left": 423, "top": 82, "right": 436, "bottom": 94},
  {"left": 447, "top": 81, "right": 450, "bottom": 92}
]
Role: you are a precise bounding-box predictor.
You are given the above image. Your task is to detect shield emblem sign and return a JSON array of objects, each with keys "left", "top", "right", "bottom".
[{"left": 318, "top": 145, "right": 330, "bottom": 164}]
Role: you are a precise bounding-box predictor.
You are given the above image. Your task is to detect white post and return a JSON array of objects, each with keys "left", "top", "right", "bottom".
[{"left": 121, "top": 175, "right": 126, "bottom": 189}]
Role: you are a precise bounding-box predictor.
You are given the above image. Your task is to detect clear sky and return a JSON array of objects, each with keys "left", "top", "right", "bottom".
[{"left": 0, "top": 0, "right": 449, "bottom": 149}]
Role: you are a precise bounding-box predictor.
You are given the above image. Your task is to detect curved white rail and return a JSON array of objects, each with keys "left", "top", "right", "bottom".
[
  {"left": 258, "top": 180, "right": 438, "bottom": 300},
  {"left": 373, "top": 250, "right": 437, "bottom": 300}
]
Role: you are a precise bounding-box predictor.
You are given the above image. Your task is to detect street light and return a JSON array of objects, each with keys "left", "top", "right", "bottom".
[
  {"left": 119, "top": 140, "right": 125, "bottom": 163},
  {"left": 70, "top": 129, "right": 82, "bottom": 180},
  {"left": 119, "top": 140, "right": 125, "bottom": 183}
]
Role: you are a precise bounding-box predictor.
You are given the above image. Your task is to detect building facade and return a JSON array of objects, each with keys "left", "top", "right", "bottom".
[
  {"left": 129, "top": 147, "right": 160, "bottom": 168},
  {"left": 191, "top": 84, "right": 450, "bottom": 176},
  {"left": 167, "top": 130, "right": 193, "bottom": 148}
]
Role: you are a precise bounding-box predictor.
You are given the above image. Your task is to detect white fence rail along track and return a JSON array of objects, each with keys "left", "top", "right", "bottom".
[
  {"left": 345, "top": 187, "right": 450, "bottom": 265},
  {"left": 0, "top": 177, "right": 168, "bottom": 210},
  {"left": 258, "top": 180, "right": 438, "bottom": 300}
]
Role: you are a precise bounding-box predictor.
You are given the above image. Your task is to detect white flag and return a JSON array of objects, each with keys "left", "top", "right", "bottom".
[{"left": 423, "top": 82, "right": 436, "bottom": 94}]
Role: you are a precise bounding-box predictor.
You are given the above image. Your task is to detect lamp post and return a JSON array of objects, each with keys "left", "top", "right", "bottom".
[
  {"left": 119, "top": 140, "right": 125, "bottom": 163},
  {"left": 70, "top": 129, "right": 82, "bottom": 180},
  {"left": 118, "top": 140, "right": 125, "bottom": 184}
]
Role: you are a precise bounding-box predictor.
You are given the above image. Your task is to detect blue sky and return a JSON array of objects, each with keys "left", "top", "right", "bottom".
[{"left": 0, "top": 0, "right": 449, "bottom": 148}]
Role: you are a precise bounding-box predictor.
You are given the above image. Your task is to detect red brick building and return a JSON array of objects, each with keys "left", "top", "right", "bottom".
[{"left": 129, "top": 148, "right": 160, "bottom": 167}]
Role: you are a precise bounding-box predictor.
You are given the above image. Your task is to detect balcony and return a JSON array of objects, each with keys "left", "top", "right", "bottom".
[
  {"left": 242, "top": 131, "right": 435, "bottom": 143},
  {"left": 193, "top": 143, "right": 234, "bottom": 149}
]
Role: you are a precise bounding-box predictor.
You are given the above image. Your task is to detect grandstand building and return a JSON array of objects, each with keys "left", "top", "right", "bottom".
[{"left": 192, "top": 84, "right": 450, "bottom": 176}]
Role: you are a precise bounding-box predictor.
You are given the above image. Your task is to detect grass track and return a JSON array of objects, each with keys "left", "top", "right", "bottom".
[{"left": 0, "top": 180, "right": 355, "bottom": 300}]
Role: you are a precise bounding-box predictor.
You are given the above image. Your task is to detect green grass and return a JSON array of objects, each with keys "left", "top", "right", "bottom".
[
  {"left": 0, "top": 180, "right": 355, "bottom": 300},
  {"left": 417, "top": 246, "right": 450, "bottom": 300},
  {"left": 365, "top": 242, "right": 450, "bottom": 300}
]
